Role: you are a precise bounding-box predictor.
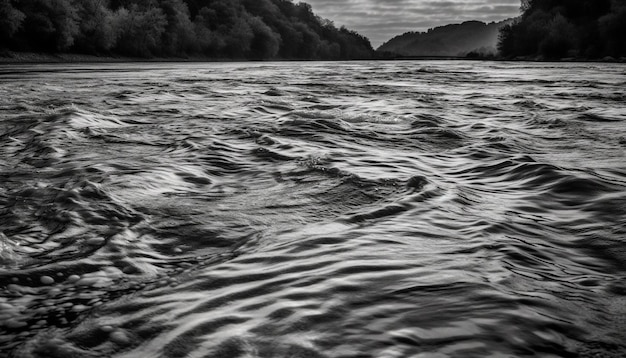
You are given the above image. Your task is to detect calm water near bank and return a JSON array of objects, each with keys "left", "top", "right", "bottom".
[{"left": 1, "top": 61, "right": 625, "bottom": 357}]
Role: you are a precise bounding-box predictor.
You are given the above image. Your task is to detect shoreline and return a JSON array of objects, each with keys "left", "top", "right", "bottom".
[
  {"left": 0, "top": 51, "right": 255, "bottom": 64},
  {"left": 382, "top": 54, "right": 626, "bottom": 63},
  {"left": 1, "top": 51, "right": 625, "bottom": 64},
  {"left": 0, "top": 51, "right": 136, "bottom": 63}
]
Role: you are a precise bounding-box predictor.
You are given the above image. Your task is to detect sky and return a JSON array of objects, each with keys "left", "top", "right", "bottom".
[{"left": 303, "top": 0, "right": 523, "bottom": 48}]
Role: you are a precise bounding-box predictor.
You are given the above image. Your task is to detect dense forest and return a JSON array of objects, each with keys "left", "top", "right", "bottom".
[
  {"left": 0, "top": 0, "right": 374, "bottom": 60},
  {"left": 378, "top": 20, "right": 512, "bottom": 58},
  {"left": 498, "top": 0, "right": 626, "bottom": 59}
]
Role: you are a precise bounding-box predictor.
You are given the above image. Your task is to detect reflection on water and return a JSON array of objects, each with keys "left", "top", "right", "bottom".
[{"left": 1, "top": 61, "right": 626, "bottom": 357}]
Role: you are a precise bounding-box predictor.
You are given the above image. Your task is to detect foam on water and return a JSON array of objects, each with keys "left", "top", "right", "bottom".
[{"left": 1, "top": 61, "right": 626, "bottom": 357}]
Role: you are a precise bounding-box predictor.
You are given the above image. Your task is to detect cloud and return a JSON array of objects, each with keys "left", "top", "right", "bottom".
[{"left": 303, "top": 0, "right": 522, "bottom": 47}]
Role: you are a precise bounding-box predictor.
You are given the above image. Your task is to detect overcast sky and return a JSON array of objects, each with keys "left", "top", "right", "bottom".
[{"left": 303, "top": 0, "right": 522, "bottom": 48}]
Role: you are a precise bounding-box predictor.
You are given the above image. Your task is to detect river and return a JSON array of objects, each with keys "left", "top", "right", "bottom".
[{"left": 1, "top": 61, "right": 625, "bottom": 357}]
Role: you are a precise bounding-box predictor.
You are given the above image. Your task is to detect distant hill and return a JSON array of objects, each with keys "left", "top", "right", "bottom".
[
  {"left": 378, "top": 19, "right": 513, "bottom": 57},
  {"left": 0, "top": 0, "right": 374, "bottom": 60}
]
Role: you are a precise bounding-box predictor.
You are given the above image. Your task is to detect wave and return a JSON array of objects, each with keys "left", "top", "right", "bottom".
[{"left": 2, "top": 61, "right": 626, "bottom": 358}]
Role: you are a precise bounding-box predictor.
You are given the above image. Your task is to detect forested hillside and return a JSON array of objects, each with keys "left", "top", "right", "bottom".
[
  {"left": 0, "top": 0, "right": 374, "bottom": 60},
  {"left": 378, "top": 20, "right": 512, "bottom": 58},
  {"left": 498, "top": 0, "right": 626, "bottom": 59}
]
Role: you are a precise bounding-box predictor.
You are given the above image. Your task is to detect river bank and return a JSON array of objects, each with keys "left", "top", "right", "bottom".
[
  {"left": 3, "top": 50, "right": 626, "bottom": 64},
  {"left": 0, "top": 51, "right": 236, "bottom": 64}
]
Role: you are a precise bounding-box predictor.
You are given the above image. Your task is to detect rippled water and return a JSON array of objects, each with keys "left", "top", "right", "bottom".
[{"left": 1, "top": 61, "right": 625, "bottom": 357}]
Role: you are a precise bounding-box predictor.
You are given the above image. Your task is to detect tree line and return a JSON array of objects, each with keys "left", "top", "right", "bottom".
[
  {"left": 0, "top": 0, "right": 374, "bottom": 60},
  {"left": 498, "top": 0, "right": 626, "bottom": 59},
  {"left": 379, "top": 20, "right": 512, "bottom": 58}
]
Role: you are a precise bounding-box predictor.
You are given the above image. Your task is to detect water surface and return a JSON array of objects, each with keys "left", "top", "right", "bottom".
[{"left": 1, "top": 61, "right": 626, "bottom": 357}]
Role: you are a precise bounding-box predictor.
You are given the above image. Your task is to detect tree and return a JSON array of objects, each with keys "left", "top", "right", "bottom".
[
  {"left": 223, "top": 17, "right": 253, "bottom": 58},
  {"left": 247, "top": 16, "right": 280, "bottom": 59},
  {"left": 48, "top": 0, "right": 81, "bottom": 50},
  {"left": 539, "top": 13, "right": 576, "bottom": 58},
  {"left": 193, "top": 6, "right": 220, "bottom": 55},
  {"left": 74, "top": 0, "right": 118, "bottom": 53},
  {"left": 599, "top": 1, "right": 626, "bottom": 56},
  {"left": 0, "top": 0, "right": 25, "bottom": 46},
  {"left": 16, "top": 0, "right": 80, "bottom": 51},
  {"left": 160, "top": 0, "right": 195, "bottom": 55},
  {"left": 114, "top": 3, "right": 167, "bottom": 56}
]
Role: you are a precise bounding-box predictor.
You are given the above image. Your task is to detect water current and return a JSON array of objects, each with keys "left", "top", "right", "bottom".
[{"left": 1, "top": 61, "right": 626, "bottom": 357}]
